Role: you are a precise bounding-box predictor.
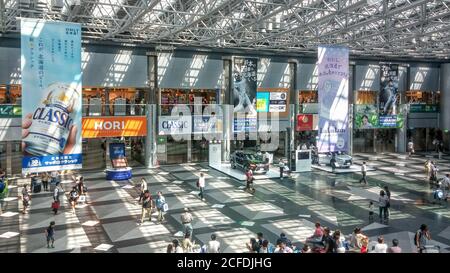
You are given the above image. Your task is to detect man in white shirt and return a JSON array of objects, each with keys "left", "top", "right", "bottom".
[
  {"left": 206, "top": 234, "right": 220, "bottom": 253},
  {"left": 198, "top": 173, "right": 206, "bottom": 201},
  {"left": 359, "top": 162, "right": 367, "bottom": 185},
  {"left": 372, "top": 236, "right": 388, "bottom": 253}
]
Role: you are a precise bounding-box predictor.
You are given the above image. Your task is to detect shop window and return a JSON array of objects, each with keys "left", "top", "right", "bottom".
[
  {"left": 406, "top": 90, "right": 440, "bottom": 105},
  {"left": 0, "top": 85, "right": 21, "bottom": 104},
  {"left": 355, "top": 90, "right": 377, "bottom": 105}
]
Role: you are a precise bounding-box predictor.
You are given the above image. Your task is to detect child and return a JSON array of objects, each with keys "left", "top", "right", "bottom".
[
  {"left": 45, "top": 221, "right": 56, "bottom": 248},
  {"left": 369, "top": 201, "right": 374, "bottom": 222},
  {"left": 360, "top": 237, "right": 369, "bottom": 253}
]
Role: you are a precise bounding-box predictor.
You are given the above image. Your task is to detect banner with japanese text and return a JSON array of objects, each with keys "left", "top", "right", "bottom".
[
  {"left": 21, "top": 19, "right": 82, "bottom": 173},
  {"left": 317, "top": 46, "right": 349, "bottom": 153}
]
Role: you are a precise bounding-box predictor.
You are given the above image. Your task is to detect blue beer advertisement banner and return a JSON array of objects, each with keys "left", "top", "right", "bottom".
[
  {"left": 317, "top": 46, "right": 349, "bottom": 153},
  {"left": 21, "top": 19, "right": 82, "bottom": 173},
  {"left": 109, "top": 143, "right": 126, "bottom": 160}
]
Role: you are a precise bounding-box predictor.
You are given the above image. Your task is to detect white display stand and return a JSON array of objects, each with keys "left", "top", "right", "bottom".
[
  {"left": 295, "top": 150, "right": 312, "bottom": 172},
  {"left": 209, "top": 143, "right": 222, "bottom": 167}
]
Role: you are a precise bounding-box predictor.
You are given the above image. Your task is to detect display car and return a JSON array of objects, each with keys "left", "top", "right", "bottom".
[
  {"left": 317, "top": 151, "right": 353, "bottom": 168},
  {"left": 230, "top": 151, "right": 269, "bottom": 174}
]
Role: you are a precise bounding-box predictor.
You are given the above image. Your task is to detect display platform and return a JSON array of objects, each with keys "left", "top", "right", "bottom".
[
  {"left": 106, "top": 167, "right": 132, "bottom": 180},
  {"left": 210, "top": 163, "right": 280, "bottom": 181},
  {"left": 312, "top": 164, "right": 375, "bottom": 174}
]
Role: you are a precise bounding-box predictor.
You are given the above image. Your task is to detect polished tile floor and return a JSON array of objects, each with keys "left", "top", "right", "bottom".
[{"left": 1, "top": 152, "right": 450, "bottom": 253}]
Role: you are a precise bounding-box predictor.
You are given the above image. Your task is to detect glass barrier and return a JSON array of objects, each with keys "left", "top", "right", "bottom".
[{"left": 82, "top": 103, "right": 147, "bottom": 116}]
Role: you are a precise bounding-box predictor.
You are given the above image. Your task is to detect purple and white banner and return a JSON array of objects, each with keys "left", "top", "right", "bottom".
[{"left": 317, "top": 46, "right": 349, "bottom": 153}]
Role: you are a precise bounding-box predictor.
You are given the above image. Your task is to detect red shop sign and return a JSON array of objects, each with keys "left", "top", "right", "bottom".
[{"left": 296, "top": 114, "right": 313, "bottom": 131}]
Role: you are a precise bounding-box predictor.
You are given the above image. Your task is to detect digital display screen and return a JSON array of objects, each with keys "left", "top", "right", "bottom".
[
  {"left": 297, "top": 152, "right": 310, "bottom": 160},
  {"left": 256, "top": 92, "right": 270, "bottom": 112}
]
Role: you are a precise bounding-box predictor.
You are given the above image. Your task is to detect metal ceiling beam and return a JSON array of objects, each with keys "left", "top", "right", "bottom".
[{"left": 0, "top": 0, "right": 5, "bottom": 33}]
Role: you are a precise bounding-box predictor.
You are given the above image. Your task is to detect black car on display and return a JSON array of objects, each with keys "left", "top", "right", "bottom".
[{"left": 230, "top": 151, "right": 269, "bottom": 174}]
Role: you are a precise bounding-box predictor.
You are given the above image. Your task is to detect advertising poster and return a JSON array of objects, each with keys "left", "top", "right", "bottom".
[
  {"left": 233, "top": 117, "right": 257, "bottom": 133},
  {"left": 233, "top": 58, "right": 257, "bottom": 114},
  {"left": 158, "top": 116, "right": 192, "bottom": 135},
  {"left": 82, "top": 116, "right": 147, "bottom": 138},
  {"left": 256, "top": 92, "right": 270, "bottom": 112},
  {"left": 21, "top": 19, "right": 82, "bottom": 173},
  {"left": 378, "top": 115, "right": 397, "bottom": 128},
  {"left": 109, "top": 143, "right": 126, "bottom": 160},
  {"left": 193, "top": 115, "right": 223, "bottom": 134},
  {"left": 379, "top": 64, "right": 399, "bottom": 115},
  {"left": 317, "top": 46, "right": 349, "bottom": 153},
  {"left": 296, "top": 114, "right": 313, "bottom": 131},
  {"left": 354, "top": 105, "right": 378, "bottom": 129},
  {"left": 269, "top": 92, "right": 287, "bottom": 112}
]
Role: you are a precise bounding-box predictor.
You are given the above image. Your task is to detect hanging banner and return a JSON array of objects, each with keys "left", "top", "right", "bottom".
[
  {"left": 233, "top": 58, "right": 257, "bottom": 114},
  {"left": 317, "top": 46, "right": 349, "bottom": 153},
  {"left": 21, "top": 19, "right": 82, "bottom": 173},
  {"left": 379, "top": 64, "right": 399, "bottom": 115}
]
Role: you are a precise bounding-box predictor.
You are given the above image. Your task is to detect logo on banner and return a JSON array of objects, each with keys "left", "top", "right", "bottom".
[{"left": 296, "top": 114, "right": 313, "bottom": 131}]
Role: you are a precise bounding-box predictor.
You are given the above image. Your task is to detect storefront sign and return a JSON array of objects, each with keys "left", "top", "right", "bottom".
[
  {"left": 82, "top": 116, "right": 147, "bottom": 138},
  {"left": 21, "top": 19, "right": 82, "bottom": 173},
  {"left": 379, "top": 64, "right": 399, "bottom": 115},
  {"left": 296, "top": 114, "right": 313, "bottom": 131},
  {"left": 409, "top": 104, "right": 439, "bottom": 113},
  {"left": 158, "top": 115, "right": 192, "bottom": 135},
  {"left": 0, "top": 105, "right": 22, "bottom": 117},
  {"left": 317, "top": 46, "right": 349, "bottom": 153},
  {"left": 233, "top": 58, "right": 257, "bottom": 114}
]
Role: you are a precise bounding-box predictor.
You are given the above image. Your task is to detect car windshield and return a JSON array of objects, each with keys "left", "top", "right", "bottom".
[{"left": 245, "top": 154, "right": 262, "bottom": 161}]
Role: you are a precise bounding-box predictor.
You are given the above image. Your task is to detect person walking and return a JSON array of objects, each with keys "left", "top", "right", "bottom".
[
  {"left": 425, "top": 160, "right": 431, "bottom": 180},
  {"left": 45, "top": 221, "right": 56, "bottom": 249},
  {"left": 415, "top": 224, "right": 431, "bottom": 253},
  {"left": 138, "top": 178, "right": 148, "bottom": 204},
  {"left": 53, "top": 183, "right": 62, "bottom": 203},
  {"left": 378, "top": 190, "right": 389, "bottom": 222},
  {"left": 441, "top": 174, "right": 450, "bottom": 201},
  {"left": 384, "top": 186, "right": 391, "bottom": 218},
  {"left": 197, "top": 173, "right": 206, "bottom": 201},
  {"left": 68, "top": 186, "right": 79, "bottom": 214},
  {"left": 21, "top": 185, "right": 30, "bottom": 214},
  {"left": 182, "top": 232, "right": 195, "bottom": 253},
  {"left": 359, "top": 162, "right": 368, "bottom": 185},
  {"left": 139, "top": 190, "right": 153, "bottom": 225},
  {"left": 407, "top": 139, "right": 414, "bottom": 157},
  {"left": 181, "top": 208, "right": 194, "bottom": 238},
  {"left": 155, "top": 191, "right": 166, "bottom": 223},
  {"left": 245, "top": 168, "right": 254, "bottom": 192},
  {"left": 41, "top": 172, "right": 49, "bottom": 192},
  {"left": 279, "top": 160, "right": 285, "bottom": 180}
]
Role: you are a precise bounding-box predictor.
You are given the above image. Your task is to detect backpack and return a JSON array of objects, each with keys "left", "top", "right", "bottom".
[
  {"left": 0, "top": 181, "right": 5, "bottom": 193},
  {"left": 414, "top": 230, "right": 422, "bottom": 246}
]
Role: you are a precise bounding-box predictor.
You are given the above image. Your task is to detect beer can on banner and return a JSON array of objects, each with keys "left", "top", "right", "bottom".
[{"left": 24, "top": 83, "right": 79, "bottom": 156}]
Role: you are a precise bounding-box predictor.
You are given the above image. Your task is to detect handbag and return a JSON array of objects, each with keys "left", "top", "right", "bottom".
[
  {"left": 51, "top": 201, "right": 60, "bottom": 209},
  {"left": 163, "top": 203, "right": 169, "bottom": 212},
  {"left": 78, "top": 195, "right": 86, "bottom": 203}
]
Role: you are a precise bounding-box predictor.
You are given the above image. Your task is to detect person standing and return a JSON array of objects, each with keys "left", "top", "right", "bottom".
[
  {"left": 45, "top": 221, "right": 56, "bottom": 249},
  {"left": 138, "top": 178, "right": 148, "bottom": 204},
  {"left": 378, "top": 190, "right": 389, "bottom": 221},
  {"left": 373, "top": 236, "right": 388, "bottom": 253},
  {"left": 369, "top": 201, "right": 374, "bottom": 222},
  {"left": 441, "top": 174, "right": 450, "bottom": 201},
  {"left": 206, "top": 234, "right": 221, "bottom": 253},
  {"left": 245, "top": 168, "right": 254, "bottom": 192},
  {"left": 41, "top": 172, "right": 49, "bottom": 192},
  {"left": 181, "top": 208, "right": 194, "bottom": 238},
  {"left": 198, "top": 173, "right": 206, "bottom": 201},
  {"left": 279, "top": 160, "right": 285, "bottom": 180},
  {"left": 415, "top": 224, "right": 431, "bottom": 253},
  {"left": 387, "top": 239, "right": 402, "bottom": 253},
  {"left": 21, "top": 185, "right": 30, "bottom": 214},
  {"left": 359, "top": 162, "right": 368, "bottom": 185},
  {"left": 407, "top": 139, "right": 414, "bottom": 157},
  {"left": 155, "top": 191, "right": 166, "bottom": 223},
  {"left": 330, "top": 154, "right": 336, "bottom": 172},
  {"left": 425, "top": 160, "right": 431, "bottom": 180}
]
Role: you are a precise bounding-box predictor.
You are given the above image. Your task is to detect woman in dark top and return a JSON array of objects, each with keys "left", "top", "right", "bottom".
[{"left": 384, "top": 186, "right": 391, "bottom": 218}]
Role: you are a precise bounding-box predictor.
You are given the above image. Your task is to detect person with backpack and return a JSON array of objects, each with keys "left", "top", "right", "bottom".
[
  {"left": 155, "top": 191, "right": 166, "bottom": 223},
  {"left": 45, "top": 221, "right": 56, "bottom": 248},
  {"left": 21, "top": 185, "right": 30, "bottom": 214},
  {"left": 415, "top": 224, "right": 431, "bottom": 253},
  {"left": 181, "top": 208, "right": 194, "bottom": 238},
  {"left": 139, "top": 190, "right": 153, "bottom": 225},
  {"left": 69, "top": 187, "right": 79, "bottom": 214}
]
